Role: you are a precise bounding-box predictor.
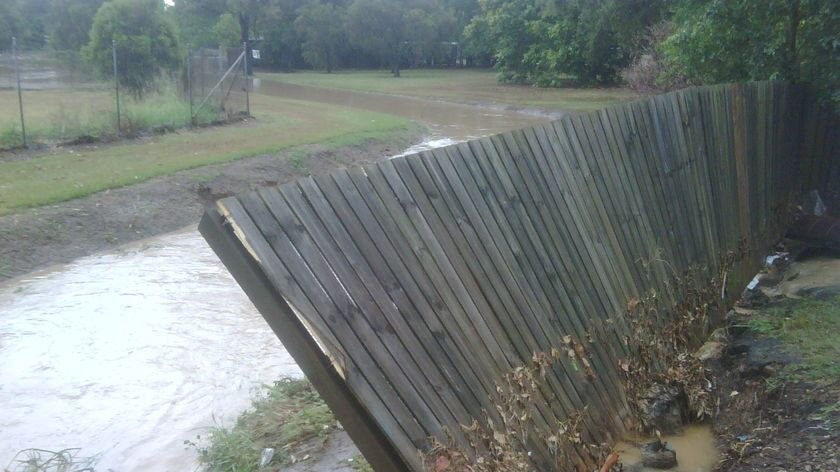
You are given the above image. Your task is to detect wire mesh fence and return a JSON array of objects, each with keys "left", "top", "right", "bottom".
[{"left": 0, "top": 40, "right": 249, "bottom": 151}]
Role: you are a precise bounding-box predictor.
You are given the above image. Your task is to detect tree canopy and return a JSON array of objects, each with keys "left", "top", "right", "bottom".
[
  {"left": 0, "top": 0, "right": 836, "bottom": 107},
  {"left": 83, "top": 0, "right": 181, "bottom": 96}
]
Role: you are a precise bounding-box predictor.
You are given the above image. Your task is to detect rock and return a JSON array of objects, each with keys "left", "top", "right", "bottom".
[
  {"left": 641, "top": 439, "right": 678, "bottom": 469},
  {"left": 694, "top": 340, "right": 725, "bottom": 361},
  {"left": 636, "top": 384, "right": 685, "bottom": 434},
  {"left": 738, "top": 288, "right": 770, "bottom": 308},
  {"left": 709, "top": 327, "right": 729, "bottom": 342}
]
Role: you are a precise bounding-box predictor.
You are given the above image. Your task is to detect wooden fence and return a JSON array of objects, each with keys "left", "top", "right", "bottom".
[{"left": 199, "top": 82, "right": 838, "bottom": 471}]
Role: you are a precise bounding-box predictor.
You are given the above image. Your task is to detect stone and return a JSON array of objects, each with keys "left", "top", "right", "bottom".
[
  {"left": 694, "top": 340, "right": 725, "bottom": 361},
  {"left": 637, "top": 384, "right": 685, "bottom": 434},
  {"left": 641, "top": 439, "right": 678, "bottom": 469}
]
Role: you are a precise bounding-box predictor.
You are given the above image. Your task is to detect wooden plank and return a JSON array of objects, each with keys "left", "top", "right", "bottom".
[{"left": 199, "top": 204, "right": 418, "bottom": 471}]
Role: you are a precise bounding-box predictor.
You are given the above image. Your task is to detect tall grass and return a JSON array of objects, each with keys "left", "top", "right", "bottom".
[
  {"left": 193, "top": 379, "right": 338, "bottom": 472},
  {"left": 0, "top": 86, "right": 218, "bottom": 150}
]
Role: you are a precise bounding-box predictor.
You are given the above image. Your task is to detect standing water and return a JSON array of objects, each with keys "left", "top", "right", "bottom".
[{"left": 0, "top": 228, "right": 301, "bottom": 471}]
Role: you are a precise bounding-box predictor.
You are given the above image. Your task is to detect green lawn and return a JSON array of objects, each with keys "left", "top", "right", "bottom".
[
  {"left": 0, "top": 94, "right": 412, "bottom": 214},
  {"left": 259, "top": 69, "right": 641, "bottom": 111}
]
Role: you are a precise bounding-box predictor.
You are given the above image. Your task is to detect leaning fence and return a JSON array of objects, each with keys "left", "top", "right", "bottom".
[
  {"left": 0, "top": 40, "right": 249, "bottom": 151},
  {"left": 200, "top": 82, "right": 839, "bottom": 471}
]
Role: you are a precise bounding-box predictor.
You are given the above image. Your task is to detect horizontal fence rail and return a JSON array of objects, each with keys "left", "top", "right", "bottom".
[{"left": 200, "top": 81, "right": 839, "bottom": 471}]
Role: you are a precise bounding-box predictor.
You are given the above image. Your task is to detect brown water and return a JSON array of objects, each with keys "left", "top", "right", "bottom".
[
  {"left": 0, "top": 89, "right": 550, "bottom": 470},
  {"left": 0, "top": 227, "right": 301, "bottom": 471},
  {"left": 613, "top": 424, "right": 720, "bottom": 472}
]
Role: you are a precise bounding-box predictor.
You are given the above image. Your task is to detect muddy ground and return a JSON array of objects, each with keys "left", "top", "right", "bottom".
[
  {"left": 0, "top": 131, "right": 420, "bottom": 281},
  {"left": 709, "top": 250, "right": 840, "bottom": 472}
]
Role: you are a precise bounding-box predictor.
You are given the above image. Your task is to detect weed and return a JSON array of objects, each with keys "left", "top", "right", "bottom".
[
  {"left": 746, "top": 295, "right": 840, "bottom": 385},
  {"left": 193, "top": 378, "right": 337, "bottom": 472},
  {"left": 348, "top": 454, "right": 373, "bottom": 472},
  {"left": 288, "top": 150, "right": 310, "bottom": 175},
  {"left": 813, "top": 401, "right": 840, "bottom": 430}
]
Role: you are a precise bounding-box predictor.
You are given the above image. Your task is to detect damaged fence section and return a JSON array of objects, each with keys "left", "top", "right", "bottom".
[{"left": 199, "top": 82, "right": 839, "bottom": 471}]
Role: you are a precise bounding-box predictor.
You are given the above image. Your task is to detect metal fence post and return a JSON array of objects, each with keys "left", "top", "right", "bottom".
[
  {"left": 112, "top": 39, "right": 121, "bottom": 135},
  {"left": 187, "top": 49, "right": 195, "bottom": 126},
  {"left": 12, "top": 37, "right": 26, "bottom": 148},
  {"left": 242, "top": 42, "right": 250, "bottom": 117}
]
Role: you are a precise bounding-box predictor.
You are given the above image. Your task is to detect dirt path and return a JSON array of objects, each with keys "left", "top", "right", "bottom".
[{"left": 0, "top": 131, "right": 420, "bottom": 281}]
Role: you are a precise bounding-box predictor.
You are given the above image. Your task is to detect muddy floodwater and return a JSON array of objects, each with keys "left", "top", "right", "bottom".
[
  {"left": 0, "top": 89, "right": 551, "bottom": 471},
  {"left": 614, "top": 425, "right": 720, "bottom": 472},
  {"left": 0, "top": 228, "right": 301, "bottom": 471}
]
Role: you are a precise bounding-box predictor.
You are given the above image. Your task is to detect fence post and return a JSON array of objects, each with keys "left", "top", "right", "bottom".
[
  {"left": 187, "top": 48, "right": 195, "bottom": 126},
  {"left": 242, "top": 42, "right": 250, "bottom": 117},
  {"left": 112, "top": 39, "right": 121, "bottom": 135},
  {"left": 12, "top": 37, "right": 26, "bottom": 148}
]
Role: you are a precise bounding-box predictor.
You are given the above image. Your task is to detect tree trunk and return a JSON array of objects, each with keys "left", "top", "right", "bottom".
[
  {"left": 784, "top": 0, "right": 801, "bottom": 81},
  {"left": 391, "top": 47, "right": 400, "bottom": 78}
]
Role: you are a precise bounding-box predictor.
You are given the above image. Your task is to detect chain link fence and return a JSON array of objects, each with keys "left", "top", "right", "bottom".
[{"left": 0, "top": 40, "right": 249, "bottom": 151}]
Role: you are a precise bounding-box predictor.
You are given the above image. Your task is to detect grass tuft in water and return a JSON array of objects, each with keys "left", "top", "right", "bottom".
[{"left": 192, "top": 378, "right": 337, "bottom": 472}]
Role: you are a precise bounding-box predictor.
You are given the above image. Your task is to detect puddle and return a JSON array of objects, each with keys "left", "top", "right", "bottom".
[
  {"left": 775, "top": 255, "right": 840, "bottom": 298},
  {"left": 613, "top": 425, "right": 719, "bottom": 472}
]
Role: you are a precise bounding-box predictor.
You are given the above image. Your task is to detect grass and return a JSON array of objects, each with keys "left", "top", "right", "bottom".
[
  {"left": 0, "top": 87, "right": 218, "bottom": 150},
  {"left": 349, "top": 453, "right": 373, "bottom": 472},
  {"left": 747, "top": 295, "right": 840, "bottom": 385},
  {"left": 0, "top": 94, "right": 413, "bottom": 214},
  {"left": 194, "top": 379, "right": 338, "bottom": 472},
  {"left": 259, "top": 69, "right": 641, "bottom": 111}
]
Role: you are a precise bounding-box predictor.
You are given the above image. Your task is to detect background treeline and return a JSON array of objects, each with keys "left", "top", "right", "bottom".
[{"left": 1, "top": 0, "right": 837, "bottom": 106}]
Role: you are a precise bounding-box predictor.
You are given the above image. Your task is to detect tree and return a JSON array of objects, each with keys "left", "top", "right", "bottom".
[
  {"left": 48, "top": 0, "right": 104, "bottom": 51},
  {"left": 0, "top": 0, "right": 21, "bottom": 50},
  {"left": 214, "top": 12, "right": 241, "bottom": 47},
  {"left": 170, "top": 0, "right": 229, "bottom": 48},
  {"left": 260, "top": 0, "right": 307, "bottom": 70},
  {"left": 346, "top": 0, "right": 407, "bottom": 77},
  {"left": 663, "top": 0, "right": 839, "bottom": 108},
  {"left": 465, "top": 0, "right": 666, "bottom": 85},
  {"left": 294, "top": 1, "right": 345, "bottom": 72},
  {"left": 84, "top": 0, "right": 182, "bottom": 97}
]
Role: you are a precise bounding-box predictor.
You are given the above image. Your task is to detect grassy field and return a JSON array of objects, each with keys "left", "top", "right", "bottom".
[
  {"left": 0, "top": 94, "right": 412, "bottom": 214},
  {"left": 0, "top": 88, "right": 218, "bottom": 150},
  {"left": 260, "top": 69, "right": 641, "bottom": 111}
]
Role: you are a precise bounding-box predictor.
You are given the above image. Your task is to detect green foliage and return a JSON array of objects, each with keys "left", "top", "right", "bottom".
[
  {"left": 214, "top": 13, "right": 241, "bottom": 47},
  {"left": 663, "top": 0, "right": 840, "bottom": 109},
  {"left": 465, "top": 0, "right": 666, "bottom": 85},
  {"left": 346, "top": 0, "right": 407, "bottom": 76},
  {"left": 83, "top": 0, "right": 181, "bottom": 97},
  {"left": 294, "top": 1, "right": 345, "bottom": 72},
  {"left": 195, "top": 379, "right": 337, "bottom": 472},
  {"left": 0, "top": 0, "right": 21, "bottom": 50},
  {"left": 747, "top": 295, "right": 840, "bottom": 385},
  {"left": 47, "top": 0, "right": 104, "bottom": 51}
]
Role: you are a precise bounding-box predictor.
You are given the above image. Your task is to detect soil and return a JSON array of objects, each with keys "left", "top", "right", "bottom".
[
  {"left": 0, "top": 131, "right": 421, "bottom": 281},
  {"left": 710, "top": 252, "right": 840, "bottom": 472}
]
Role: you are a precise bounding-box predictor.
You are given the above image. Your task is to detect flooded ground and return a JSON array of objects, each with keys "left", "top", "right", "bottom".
[
  {"left": 0, "top": 228, "right": 301, "bottom": 471},
  {"left": 252, "top": 77, "right": 551, "bottom": 144},
  {"left": 614, "top": 425, "right": 719, "bottom": 472},
  {"left": 0, "top": 87, "right": 550, "bottom": 471}
]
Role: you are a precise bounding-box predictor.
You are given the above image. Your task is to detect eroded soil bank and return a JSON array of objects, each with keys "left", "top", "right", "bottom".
[{"left": 0, "top": 130, "right": 420, "bottom": 281}]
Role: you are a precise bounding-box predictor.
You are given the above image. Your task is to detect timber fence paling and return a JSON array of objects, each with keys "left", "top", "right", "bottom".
[{"left": 200, "top": 81, "right": 839, "bottom": 472}]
